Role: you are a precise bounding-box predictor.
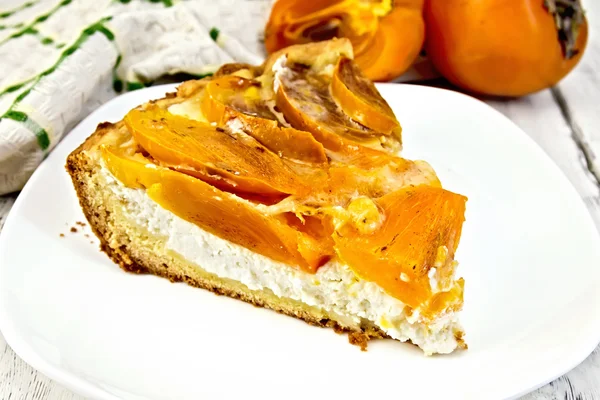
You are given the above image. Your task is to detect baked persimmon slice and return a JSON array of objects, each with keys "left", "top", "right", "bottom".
[
  {"left": 102, "top": 146, "right": 333, "bottom": 272},
  {"left": 274, "top": 61, "right": 401, "bottom": 153},
  {"left": 124, "top": 105, "right": 322, "bottom": 198},
  {"left": 201, "top": 76, "right": 328, "bottom": 164},
  {"left": 333, "top": 184, "right": 467, "bottom": 310},
  {"left": 331, "top": 57, "right": 401, "bottom": 137}
]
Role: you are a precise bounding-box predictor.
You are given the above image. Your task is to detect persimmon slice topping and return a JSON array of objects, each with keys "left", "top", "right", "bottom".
[
  {"left": 201, "top": 76, "right": 328, "bottom": 164},
  {"left": 201, "top": 75, "right": 273, "bottom": 121},
  {"left": 274, "top": 59, "right": 401, "bottom": 153},
  {"left": 331, "top": 57, "right": 401, "bottom": 137},
  {"left": 333, "top": 185, "right": 467, "bottom": 310},
  {"left": 102, "top": 147, "right": 333, "bottom": 272},
  {"left": 124, "top": 105, "right": 319, "bottom": 198}
]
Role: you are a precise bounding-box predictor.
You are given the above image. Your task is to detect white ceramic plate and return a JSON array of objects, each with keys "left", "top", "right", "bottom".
[{"left": 1, "top": 84, "right": 599, "bottom": 400}]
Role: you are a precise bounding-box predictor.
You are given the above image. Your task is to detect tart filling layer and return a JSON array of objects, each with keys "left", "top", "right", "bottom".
[{"left": 100, "top": 163, "right": 464, "bottom": 355}]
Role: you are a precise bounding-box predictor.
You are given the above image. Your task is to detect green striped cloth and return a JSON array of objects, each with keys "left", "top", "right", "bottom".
[{"left": 0, "top": 0, "right": 270, "bottom": 194}]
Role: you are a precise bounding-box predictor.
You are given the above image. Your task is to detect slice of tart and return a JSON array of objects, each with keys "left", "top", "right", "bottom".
[{"left": 66, "top": 38, "right": 467, "bottom": 355}]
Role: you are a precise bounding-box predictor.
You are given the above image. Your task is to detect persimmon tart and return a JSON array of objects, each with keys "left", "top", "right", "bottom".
[{"left": 66, "top": 39, "right": 467, "bottom": 355}]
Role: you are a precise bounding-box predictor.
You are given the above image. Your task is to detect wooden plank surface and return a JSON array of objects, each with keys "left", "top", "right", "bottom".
[
  {"left": 1, "top": 2, "right": 600, "bottom": 399},
  {"left": 554, "top": 0, "right": 600, "bottom": 184}
]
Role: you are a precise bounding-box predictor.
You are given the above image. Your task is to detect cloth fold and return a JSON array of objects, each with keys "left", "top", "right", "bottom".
[{"left": 0, "top": 0, "right": 270, "bottom": 194}]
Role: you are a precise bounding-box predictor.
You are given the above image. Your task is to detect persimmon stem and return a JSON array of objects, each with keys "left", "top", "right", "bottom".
[{"left": 544, "top": 0, "right": 585, "bottom": 59}]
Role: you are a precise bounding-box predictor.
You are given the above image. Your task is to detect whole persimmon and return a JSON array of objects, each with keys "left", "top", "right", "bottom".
[
  {"left": 264, "top": 0, "right": 425, "bottom": 82},
  {"left": 424, "top": 0, "right": 588, "bottom": 97}
]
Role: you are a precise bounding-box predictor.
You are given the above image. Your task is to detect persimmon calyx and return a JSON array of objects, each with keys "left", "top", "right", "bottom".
[{"left": 544, "top": 0, "right": 586, "bottom": 59}]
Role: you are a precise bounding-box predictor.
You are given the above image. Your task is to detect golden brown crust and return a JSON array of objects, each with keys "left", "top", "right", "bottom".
[{"left": 65, "top": 116, "right": 389, "bottom": 348}]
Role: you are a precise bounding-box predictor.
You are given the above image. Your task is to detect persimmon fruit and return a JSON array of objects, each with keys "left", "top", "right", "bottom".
[
  {"left": 424, "top": 0, "right": 588, "bottom": 97},
  {"left": 264, "top": 0, "right": 425, "bottom": 81}
]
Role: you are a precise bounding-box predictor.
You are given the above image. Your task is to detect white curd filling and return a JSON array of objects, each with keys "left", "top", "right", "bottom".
[{"left": 271, "top": 54, "right": 287, "bottom": 93}]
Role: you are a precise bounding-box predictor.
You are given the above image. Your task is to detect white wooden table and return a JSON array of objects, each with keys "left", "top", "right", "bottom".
[{"left": 1, "top": 6, "right": 600, "bottom": 400}]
